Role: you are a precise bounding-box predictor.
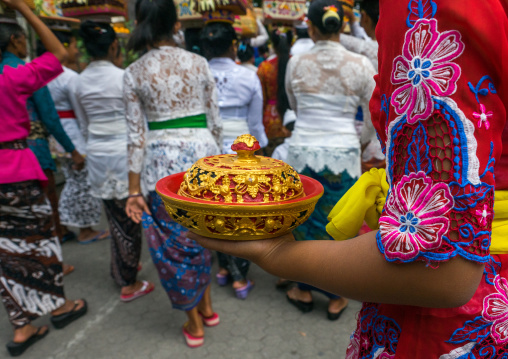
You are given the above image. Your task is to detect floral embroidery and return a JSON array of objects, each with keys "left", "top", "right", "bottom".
[
  {"left": 476, "top": 204, "right": 491, "bottom": 226},
  {"left": 473, "top": 104, "right": 493, "bottom": 130},
  {"left": 379, "top": 171, "right": 454, "bottom": 261},
  {"left": 345, "top": 329, "right": 360, "bottom": 359},
  {"left": 390, "top": 19, "right": 465, "bottom": 124},
  {"left": 482, "top": 276, "right": 508, "bottom": 345}
]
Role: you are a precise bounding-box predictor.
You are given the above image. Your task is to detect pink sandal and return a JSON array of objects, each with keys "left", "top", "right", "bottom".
[
  {"left": 120, "top": 281, "right": 154, "bottom": 302},
  {"left": 198, "top": 312, "right": 220, "bottom": 327},
  {"left": 182, "top": 325, "right": 204, "bottom": 348}
]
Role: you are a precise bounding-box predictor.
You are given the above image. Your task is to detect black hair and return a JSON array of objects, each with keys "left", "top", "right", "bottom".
[
  {"left": 128, "top": 0, "right": 177, "bottom": 53},
  {"left": 295, "top": 27, "right": 310, "bottom": 39},
  {"left": 271, "top": 29, "right": 293, "bottom": 120},
  {"left": 360, "top": 0, "right": 380, "bottom": 26},
  {"left": 79, "top": 20, "right": 116, "bottom": 58},
  {"left": 0, "top": 23, "right": 25, "bottom": 53},
  {"left": 36, "top": 31, "right": 75, "bottom": 57},
  {"left": 200, "top": 22, "right": 237, "bottom": 60},
  {"left": 184, "top": 28, "right": 203, "bottom": 56},
  {"left": 237, "top": 41, "right": 254, "bottom": 63},
  {"left": 308, "top": 0, "right": 344, "bottom": 35}
]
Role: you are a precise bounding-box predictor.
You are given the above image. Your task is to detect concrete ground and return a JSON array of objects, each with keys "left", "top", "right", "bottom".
[{"left": 0, "top": 222, "right": 360, "bottom": 359}]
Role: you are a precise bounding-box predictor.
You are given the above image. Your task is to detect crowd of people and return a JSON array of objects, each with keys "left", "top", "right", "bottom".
[{"left": 1, "top": 0, "right": 508, "bottom": 357}]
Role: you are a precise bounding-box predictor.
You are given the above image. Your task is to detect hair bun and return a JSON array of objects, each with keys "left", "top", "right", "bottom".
[{"left": 322, "top": 5, "right": 341, "bottom": 32}]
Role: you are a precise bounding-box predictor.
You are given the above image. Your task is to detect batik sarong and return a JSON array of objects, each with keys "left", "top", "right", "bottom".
[
  {"left": 59, "top": 160, "right": 101, "bottom": 228},
  {"left": 0, "top": 181, "right": 65, "bottom": 328},
  {"left": 142, "top": 192, "right": 211, "bottom": 311},
  {"left": 102, "top": 198, "right": 142, "bottom": 287}
]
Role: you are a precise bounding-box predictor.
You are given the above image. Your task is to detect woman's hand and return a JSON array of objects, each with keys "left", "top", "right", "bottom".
[
  {"left": 126, "top": 195, "right": 151, "bottom": 224},
  {"left": 187, "top": 232, "right": 295, "bottom": 265},
  {"left": 71, "top": 150, "right": 85, "bottom": 171}
]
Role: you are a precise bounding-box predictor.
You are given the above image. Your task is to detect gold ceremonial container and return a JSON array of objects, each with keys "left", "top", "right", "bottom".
[{"left": 156, "top": 135, "right": 324, "bottom": 240}]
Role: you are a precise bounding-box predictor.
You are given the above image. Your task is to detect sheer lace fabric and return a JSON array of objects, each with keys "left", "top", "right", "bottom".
[
  {"left": 124, "top": 46, "right": 222, "bottom": 191},
  {"left": 285, "top": 41, "right": 376, "bottom": 176}
]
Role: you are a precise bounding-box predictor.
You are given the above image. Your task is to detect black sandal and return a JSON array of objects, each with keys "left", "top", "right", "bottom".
[
  {"left": 286, "top": 294, "right": 314, "bottom": 313},
  {"left": 6, "top": 326, "right": 49, "bottom": 357},
  {"left": 327, "top": 305, "right": 347, "bottom": 321},
  {"left": 51, "top": 299, "right": 88, "bottom": 329}
]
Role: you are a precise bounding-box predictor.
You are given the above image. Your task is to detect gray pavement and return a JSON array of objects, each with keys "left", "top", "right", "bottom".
[{"left": 0, "top": 223, "right": 359, "bottom": 358}]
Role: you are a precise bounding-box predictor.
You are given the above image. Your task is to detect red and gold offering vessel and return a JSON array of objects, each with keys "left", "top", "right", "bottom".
[{"left": 156, "top": 134, "right": 323, "bottom": 240}]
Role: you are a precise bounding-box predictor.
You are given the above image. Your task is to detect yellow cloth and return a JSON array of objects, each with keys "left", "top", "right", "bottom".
[
  {"left": 326, "top": 168, "right": 389, "bottom": 241},
  {"left": 492, "top": 190, "right": 508, "bottom": 254},
  {"left": 326, "top": 169, "right": 508, "bottom": 255}
]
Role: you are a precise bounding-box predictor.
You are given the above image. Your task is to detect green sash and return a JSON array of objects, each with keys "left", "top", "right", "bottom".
[{"left": 148, "top": 113, "right": 207, "bottom": 131}]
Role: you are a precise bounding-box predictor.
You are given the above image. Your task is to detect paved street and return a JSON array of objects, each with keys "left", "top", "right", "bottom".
[{"left": 0, "top": 219, "right": 360, "bottom": 359}]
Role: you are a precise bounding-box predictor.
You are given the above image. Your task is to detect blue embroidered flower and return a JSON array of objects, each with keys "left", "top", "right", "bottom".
[
  {"left": 407, "top": 57, "right": 432, "bottom": 86},
  {"left": 398, "top": 212, "right": 420, "bottom": 234}
]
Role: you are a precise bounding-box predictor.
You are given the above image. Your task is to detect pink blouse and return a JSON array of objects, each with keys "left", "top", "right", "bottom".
[{"left": 0, "top": 52, "right": 63, "bottom": 185}]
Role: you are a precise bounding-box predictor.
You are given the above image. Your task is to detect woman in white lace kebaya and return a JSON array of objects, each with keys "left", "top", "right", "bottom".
[
  {"left": 284, "top": 0, "right": 376, "bottom": 320},
  {"left": 72, "top": 21, "right": 154, "bottom": 302},
  {"left": 124, "top": 0, "right": 222, "bottom": 348}
]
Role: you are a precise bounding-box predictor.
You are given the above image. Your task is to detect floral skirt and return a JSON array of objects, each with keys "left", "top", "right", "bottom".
[
  {"left": 0, "top": 181, "right": 65, "bottom": 328},
  {"left": 346, "top": 254, "right": 508, "bottom": 358},
  {"left": 142, "top": 192, "right": 211, "bottom": 311}
]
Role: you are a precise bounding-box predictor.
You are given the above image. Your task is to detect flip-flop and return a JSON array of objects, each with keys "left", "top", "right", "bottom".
[
  {"left": 120, "top": 281, "right": 154, "bottom": 302},
  {"left": 6, "top": 326, "right": 49, "bottom": 357},
  {"left": 235, "top": 280, "right": 255, "bottom": 300},
  {"left": 78, "top": 230, "right": 110, "bottom": 245},
  {"left": 216, "top": 273, "right": 231, "bottom": 286},
  {"left": 198, "top": 312, "right": 220, "bottom": 327},
  {"left": 327, "top": 305, "right": 348, "bottom": 321},
  {"left": 182, "top": 325, "right": 204, "bottom": 348},
  {"left": 286, "top": 294, "right": 314, "bottom": 313},
  {"left": 51, "top": 299, "right": 88, "bottom": 329}
]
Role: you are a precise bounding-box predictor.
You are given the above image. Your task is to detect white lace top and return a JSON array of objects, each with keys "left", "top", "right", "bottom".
[
  {"left": 285, "top": 41, "right": 376, "bottom": 178},
  {"left": 124, "top": 46, "right": 222, "bottom": 192}
]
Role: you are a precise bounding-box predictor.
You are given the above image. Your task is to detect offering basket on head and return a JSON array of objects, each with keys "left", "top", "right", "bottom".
[{"left": 156, "top": 134, "right": 323, "bottom": 240}]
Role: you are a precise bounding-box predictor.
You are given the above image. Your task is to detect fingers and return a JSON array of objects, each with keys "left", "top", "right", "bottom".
[{"left": 125, "top": 203, "right": 141, "bottom": 224}]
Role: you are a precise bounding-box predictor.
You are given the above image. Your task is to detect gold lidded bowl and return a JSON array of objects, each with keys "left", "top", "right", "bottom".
[{"left": 156, "top": 134, "right": 324, "bottom": 240}]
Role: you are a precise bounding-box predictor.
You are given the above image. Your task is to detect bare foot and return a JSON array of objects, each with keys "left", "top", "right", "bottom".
[
  {"left": 13, "top": 324, "right": 48, "bottom": 343},
  {"left": 51, "top": 299, "right": 85, "bottom": 317},
  {"left": 63, "top": 263, "right": 75, "bottom": 276},
  {"left": 287, "top": 287, "right": 313, "bottom": 303},
  {"left": 218, "top": 268, "right": 229, "bottom": 276},
  {"left": 232, "top": 279, "right": 248, "bottom": 289},
  {"left": 328, "top": 297, "right": 349, "bottom": 314},
  {"left": 184, "top": 321, "right": 204, "bottom": 338}
]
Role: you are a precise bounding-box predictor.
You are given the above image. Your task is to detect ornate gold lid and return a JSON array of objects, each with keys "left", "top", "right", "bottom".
[{"left": 178, "top": 134, "right": 305, "bottom": 203}]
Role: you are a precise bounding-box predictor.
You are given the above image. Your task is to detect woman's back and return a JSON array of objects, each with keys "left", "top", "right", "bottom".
[{"left": 125, "top": 46, "right": 216, "bottom": 121}]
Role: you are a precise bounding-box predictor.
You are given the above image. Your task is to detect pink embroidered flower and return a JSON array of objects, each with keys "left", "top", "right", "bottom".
[
  {"left": 391, "top": 19, "right": 465, "bottom": 124},
  {"left": 475, "top": 204, "right": 491, "bottom": 226},
  {"left": 482, "top": 276, "right": 508, "bottom": 345},
  {"left": 379, "top": 171, "right": 454, "bottom": 261},
  {"left": 473, "top": 104, "right": 493, "bottom": 129}
]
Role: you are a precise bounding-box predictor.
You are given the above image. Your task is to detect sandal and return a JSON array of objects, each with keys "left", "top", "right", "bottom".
[
  {"left": 62, "top": 231, "right": 76, "bottom": 243},
  {"left": 235, "top": 280, "right": 255, "bottom": 300},
  {"left": 327, "top": 306, "right": 347, "bottom": 321},
  {"left": 6, "top": 326, "right": 49, "bottom": 357},
  {"left": 286, "top": 294, "right": 314, "bottom": 313},
  {"left": 182, "top": 324, "right": 204, "bottom": 348},
  {"left": 51, "top": 299, "right": 87, "bottom": 329},
  {"left": 78, "top": 230, "right": 110, "bottom": 245},
  {"left": 63, "top": 264, "right": 75, "bottom": 276},
  {"left": 120, "top": 281, "right": 155, "bottom": 303},
  {"left": 216, "top": 273, "right": 231, "bottom": 287},
  {"left": 198, "top": 312, "right": 220, "bottom": 327}
]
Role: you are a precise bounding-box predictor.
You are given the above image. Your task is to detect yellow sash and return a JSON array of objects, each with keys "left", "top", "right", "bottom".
[{"left": 326, "top": 169, "right": 508, "bottom": 255}]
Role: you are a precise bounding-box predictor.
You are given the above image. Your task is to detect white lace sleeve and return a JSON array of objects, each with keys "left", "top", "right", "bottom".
[
  {"left": 285, "top": 57, "right": 298, "bottom": 113},
  {"left": 202, "top": 61, "right": 223, "bottom": 149},
  {"left": 340, "top": 34, "right": 379, "bottom": 70},
  {"left": 124, "top": 70, "right": 146, "bottom": 174},
  {"left": 359, "top": 57, "right": 377, "bottom": 146}
]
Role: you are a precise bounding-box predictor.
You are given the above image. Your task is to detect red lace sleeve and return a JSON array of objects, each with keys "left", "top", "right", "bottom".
[{"left": 373, "top": 1, "right": 508, "bottom": 265}]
